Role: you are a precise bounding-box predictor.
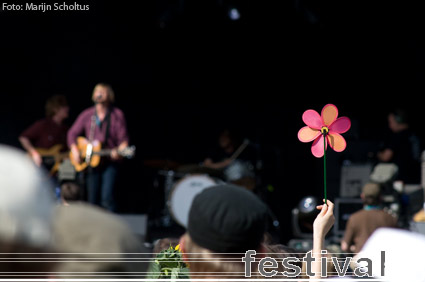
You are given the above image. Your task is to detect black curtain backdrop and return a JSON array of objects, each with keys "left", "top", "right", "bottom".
[{"left": 1, "top": 0, "right": 424, "bottom": 244}]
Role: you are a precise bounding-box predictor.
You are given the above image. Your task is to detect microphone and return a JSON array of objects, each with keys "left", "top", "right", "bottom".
[{"left": 94, "top": 95, "right": 103, "bottom": 103}]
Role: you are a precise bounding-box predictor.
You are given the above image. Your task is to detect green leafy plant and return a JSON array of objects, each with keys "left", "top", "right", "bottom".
[{"left": 147, "top": 244, "right": 190, "bottom": 280}]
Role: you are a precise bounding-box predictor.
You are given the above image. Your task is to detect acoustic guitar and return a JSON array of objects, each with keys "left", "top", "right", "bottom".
[
  {"left": 70, "top": 137, "right": 136, "bottom": 172},
  {"left": 32, "top": 144, "right": 69, "bottom": 176}
]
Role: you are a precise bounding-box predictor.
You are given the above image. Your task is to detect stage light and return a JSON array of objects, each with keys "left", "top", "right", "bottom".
[
  {"left": 299, "top": 196, "right": 318, "bottom": 214},
  {"left": 228, "top": 7, "right": 241, "bottom": 20}
]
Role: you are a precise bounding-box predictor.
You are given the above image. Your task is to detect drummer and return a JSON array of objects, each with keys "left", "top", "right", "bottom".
[{"left": 202, "top": 128, "right": 259, "bottom": 190}]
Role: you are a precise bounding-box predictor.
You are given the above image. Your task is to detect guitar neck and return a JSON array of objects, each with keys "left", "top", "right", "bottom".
[
  {"left": 94, "top": 149, "right": 114, "bottom": 156},
  {"left": 37, "top": 151, "right": 69, "bottom": 159},
  {"left": 40, "top": 152, "right": 69, "bottom": 158},
  {"left": 93, "top": 148, "right": 130, "bottom": 157}
]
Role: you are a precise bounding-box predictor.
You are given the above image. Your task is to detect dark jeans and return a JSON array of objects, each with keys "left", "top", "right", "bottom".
[{"left": 86, "top": 163, "right": 118, "bottom": 212}]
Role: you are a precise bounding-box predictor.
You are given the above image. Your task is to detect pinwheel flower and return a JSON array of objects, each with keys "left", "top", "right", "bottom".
[{"left": 298, "top": 104, "right": 351, "bottom": 158}]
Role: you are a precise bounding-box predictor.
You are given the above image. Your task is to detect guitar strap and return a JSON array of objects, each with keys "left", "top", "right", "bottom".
[
  {"left": 88, "top": 114, "right": 97, "bottom": 143},
  {"left": 103, "top": 109, "right": 111, "bottom": 147}
]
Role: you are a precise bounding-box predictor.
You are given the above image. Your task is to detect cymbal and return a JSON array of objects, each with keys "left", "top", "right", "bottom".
[{"left": 143, "top": 159, "right": 180, "bottom": 170}]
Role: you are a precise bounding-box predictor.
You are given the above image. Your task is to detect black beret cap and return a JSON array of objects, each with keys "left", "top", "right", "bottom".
[{"left": 188, "top": 184, "right": 268, "bottom": 253}]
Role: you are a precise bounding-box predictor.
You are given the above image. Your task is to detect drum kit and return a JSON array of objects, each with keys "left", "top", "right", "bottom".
[{"left": 147, "top": 159, "right": 257, "bottom": 228}]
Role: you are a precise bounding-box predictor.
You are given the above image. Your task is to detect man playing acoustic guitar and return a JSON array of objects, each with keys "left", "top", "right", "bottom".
[{"left": 67, "top": 83, "right": 130, "bottom": 212}]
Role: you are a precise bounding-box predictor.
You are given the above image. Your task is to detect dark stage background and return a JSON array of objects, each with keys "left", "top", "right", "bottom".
[{"left": 1, "top": 0, "right": 425, "bottom": 244}]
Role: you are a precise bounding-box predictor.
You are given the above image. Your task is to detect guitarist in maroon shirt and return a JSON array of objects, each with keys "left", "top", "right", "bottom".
[
  {"left": 19, "top": 95, "right": 69, "bottom": 170},
  {"left": 67, "top": 83, "right": 129, "bottom": 212}
]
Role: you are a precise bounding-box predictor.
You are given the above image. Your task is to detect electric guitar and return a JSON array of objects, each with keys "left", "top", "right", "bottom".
[
  {"left": 31, "top": 144, "right": 69, "bottom": 175},
  {"left": 70, "top": 137, "right": 136, "bottom": 172}
]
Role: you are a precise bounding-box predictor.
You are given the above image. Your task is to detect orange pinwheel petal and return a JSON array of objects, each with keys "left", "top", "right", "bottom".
[
  {"left": 327, "top": 132, "right": 346, "bottom": 152},
  {"left": 298, "top": 126, "right": 320, "bottom": 143},
  {"left": 321, "top": 104, "right": 338, "bottom": 126}
]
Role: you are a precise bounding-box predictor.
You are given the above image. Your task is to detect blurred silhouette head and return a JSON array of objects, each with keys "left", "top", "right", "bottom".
[
  {"left": 218, "top": 128, "right": 242, "bottom": 154},
  {"left": 0, "top": 144, "right": 55, "bottom": 273},
  {"left": 45, "top": 94, "right": 69, "bottom": 120}
]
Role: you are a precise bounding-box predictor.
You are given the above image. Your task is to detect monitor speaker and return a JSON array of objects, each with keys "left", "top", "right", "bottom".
[{"left": 340, "top": 163, "right": 373, "bottom": 197}]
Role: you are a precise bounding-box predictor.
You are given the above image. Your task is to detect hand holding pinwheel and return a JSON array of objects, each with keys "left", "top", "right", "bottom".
[{"left": 297, "top": 104, "right": 351, "bottom": 204}]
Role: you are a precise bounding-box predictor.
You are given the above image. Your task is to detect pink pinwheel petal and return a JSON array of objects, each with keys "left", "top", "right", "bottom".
[
  {"left": 298, "top": 126, "right": 320, "bottom": 143},
  {"left": 321, "top": 104, "right": 338, "bottom": 126},
  {"left": 327, "top": 133, "right": 346, "bottom": 152},
  {"left": 311, "top": 135, "right": 327, "bottom": 158},
  {"left": 302, "top": 110, "right": 323, "bottom": 129},
  {"left": 329, "top": 117, "right": 351, "bottom": 133}
]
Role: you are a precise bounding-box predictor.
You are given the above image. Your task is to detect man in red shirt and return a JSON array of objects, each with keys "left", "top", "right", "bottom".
[
  {"left": 67, "top": 83, "right": 129, "bottom": 212},
  {"left": 19, "top": 95, "right": 69, "bottom": 168}
]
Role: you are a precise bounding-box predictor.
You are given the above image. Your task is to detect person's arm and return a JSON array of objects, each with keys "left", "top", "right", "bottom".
[
  {"left": 202, "top": 158, "right": 232, "bottom": 169},
  {"left": 377, "top": 134, "right": 398, "bottom": 163},
  {"left": 341, "top": 240, "right": 349, "bottom": 253},
  {"left": 69, "top": 143, "right": 81, "bottom": 165},
  {"left": 67, "top": 110, "right": 89, "bottom": 164},
  {"left": 311, "top": 200, "right": 335, "bottom": 279},
  {"left": 111, "top": 141, "right": 129, "bottom": 160},
  {"left": 341, "top": 217, "right": 354, "bottom": 252},
  {"left": 110, "top": 108, "right": 130, "bottom": 160},
  {"left": 19, "top": 136, "right": 42, "bottom": 166},
  {"left": 19, "top": 121, "right": 44, "bottom": 166}
]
